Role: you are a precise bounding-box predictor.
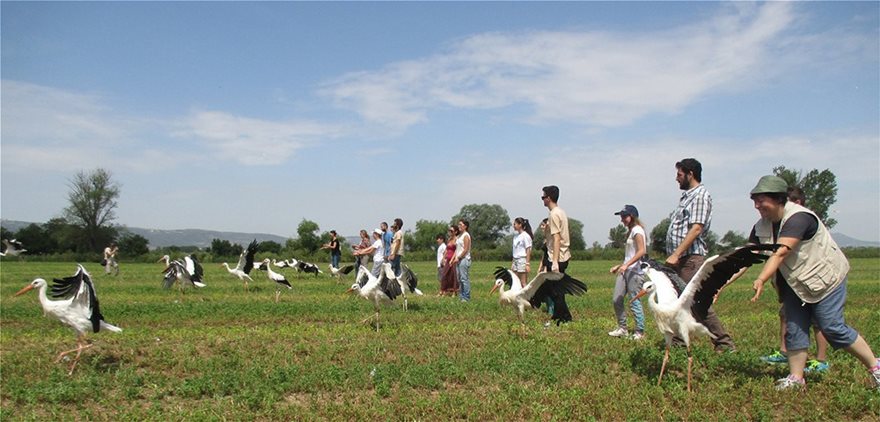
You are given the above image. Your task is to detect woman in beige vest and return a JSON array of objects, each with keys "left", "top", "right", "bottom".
[{"left": 748, "top": 175, "right": 879, "bottom": 391}]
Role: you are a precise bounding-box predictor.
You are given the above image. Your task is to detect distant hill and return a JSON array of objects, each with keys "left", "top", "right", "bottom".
[
  {"left": 1, "top": 219, "right": 289, "bottom": 249},
  {"left": 832, "top": 232, "right": 880, "bottom": 248}
]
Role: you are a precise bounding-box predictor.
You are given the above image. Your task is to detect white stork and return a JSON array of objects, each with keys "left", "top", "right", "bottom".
[
  {"left": 260, "top": 258, "right": 292, "bottom": 302},
  {"left": 490, "top": 267, "right": 588, "bottom": 331},
  {"left": 162, "top": 255, "right": 206, "bottom": 292},
  {"left": 221, "top": 239, "right": 258, "bottom": 291},
  {"left": 346, "top": 265, "right": 403, "bottom": 332},
  {"left": 13, "top": 265, "right": 122, "bottom": 375},
  {"left": 328, "top": 264, "right": 355, "bottom": 282},
  {"left": 297, "top": 260, "right": 322, "bottom": 277},
  {"left": 381, "top": 263, "right": 423, "bottom": 311},
  {"left": 1, "top": 238, "right": 27, "bottom": 257},
  {"left": 272, "top": 258, "right": 290, "bottom": 268},
  {"left": 631, "top": 244, "right": 779, "bottom": 392}
]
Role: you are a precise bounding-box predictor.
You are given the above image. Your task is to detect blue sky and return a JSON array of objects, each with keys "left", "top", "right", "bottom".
[{"left": 2, "top": 2, "right": 879, "bottom": 246}]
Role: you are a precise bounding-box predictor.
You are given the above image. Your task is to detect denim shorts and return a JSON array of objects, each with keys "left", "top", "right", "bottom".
[
  {"left": 512, "top": 257, "right": 528, "bottom": 273},
  {"left": 781, "top": 277, "right": 858, "bottom": 350}
]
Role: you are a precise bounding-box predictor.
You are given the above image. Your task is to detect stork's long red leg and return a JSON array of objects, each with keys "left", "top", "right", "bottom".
[{"left": 658, "top": 345, "right": 670, "bottom": 386}]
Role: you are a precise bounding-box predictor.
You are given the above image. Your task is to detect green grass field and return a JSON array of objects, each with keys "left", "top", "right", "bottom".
[{"left": 2, "top": 259, "right": 878, "bottom": 420}]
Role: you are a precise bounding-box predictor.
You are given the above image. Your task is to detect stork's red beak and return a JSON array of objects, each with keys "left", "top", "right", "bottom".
[
  {"left": 14, "top": 284, "right": 34, "bottom": 297},
  {"left": 489, "top": 284, "right": 499, "bottom": 294},
  {"left": 630, "top": 289, "right": 647, "bottom": 305},
  {"left": 345, "top": 288, "right": 354, "bottom": 294}
]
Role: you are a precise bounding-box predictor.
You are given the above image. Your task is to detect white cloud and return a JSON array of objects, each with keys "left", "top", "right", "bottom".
[
  {"left": 175, "top": 110, "right": 340, "bottom": 166},
  {"left": 320, "top": 2, "right": 799, "bottom": 131}
]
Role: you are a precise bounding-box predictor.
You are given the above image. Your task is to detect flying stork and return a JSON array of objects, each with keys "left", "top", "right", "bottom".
[
  {"left": 490, "top": 267, "right": 588, "bottom": 332},
  {"left": 631, "top": 244, "right": 780, "bottom": 392},
  {"left": 221, "top": 239, "right": 258, "bottom": 291},
  {"left": 346, "top": 265, "right": 403, "bottom": 332},
  {"left": 272, "top": 259, "right": 290, "bottom": 268},
  {"left": 260, "top": 258, "right": 292, "bottom": 302},
  {"left": 162, "top": 255, "right": 206, "bottom": 292},
  {"left": 1, "top": 239, "right": 27, "bottom": 257},
  {"left": 13, "top": 264, "right": 122, "bottom": 375}
]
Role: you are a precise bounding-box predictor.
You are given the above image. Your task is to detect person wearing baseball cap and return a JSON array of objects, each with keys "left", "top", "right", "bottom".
[
  {"left": 353, "top": 228, "right": 386, "bottom": 277},
  {"left": 746, "top": 175, "right": 880, "bottom": 391},
  {"left": 608, "top": 205, "right": 648, "bottom": 340}
]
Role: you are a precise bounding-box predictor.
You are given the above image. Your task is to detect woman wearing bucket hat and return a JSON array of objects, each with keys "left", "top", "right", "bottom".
[
  {"left": 607, "top": 205, "right": 648, "bottom": 340},
  {"left": 747, "top": 175, "right": 879, "bottom": 391}
]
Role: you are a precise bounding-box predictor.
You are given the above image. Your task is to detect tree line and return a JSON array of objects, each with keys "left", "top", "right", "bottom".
[{"left": 4, "top": 165, "right": 857, "bottom": 262}]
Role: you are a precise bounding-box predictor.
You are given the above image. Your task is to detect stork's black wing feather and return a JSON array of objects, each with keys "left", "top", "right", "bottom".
[
  {"left": 339, "top": 264, "right": 355, "bottom": 275},
  {"left": 687, "top": 244, "right": 781, "bottom": 319},
  {"left": 242, "top": 239, "right": 259, "bottom": 274},
  {"left": 642, "top": 258, "right": 688, "bottom": 295},
  {"left": 51, "top": 265, "right": 104, "bottom": 332},
  {"left": 493, "top": 266, "right": 514, "bottom": 289},
  {"left": 400, "top": 265, "right": 419, "bottom": 292},
  {"left": 527, "top": 273, "right": 588, "bottom": 309},
  {"left": 188, "top": 255, "right": 205, "bottom": 284},
  {"left": 379, "top": 271, "right": 403, "bottom": 300}
]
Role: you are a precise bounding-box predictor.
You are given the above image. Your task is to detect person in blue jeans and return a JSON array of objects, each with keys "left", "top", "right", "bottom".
[
  {"left": 322, "top": 230, "right": 342, "bottom": 269},
  {"left": 607, "top": 205, "right": 647, "bottom": 340},
  {"left": 451, "top": 219, "right": 472, "bottom": 302}
]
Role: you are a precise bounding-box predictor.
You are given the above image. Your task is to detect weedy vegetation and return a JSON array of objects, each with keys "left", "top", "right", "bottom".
[{"left": 2, "top": 259, "right": 878, "bottom": 420}]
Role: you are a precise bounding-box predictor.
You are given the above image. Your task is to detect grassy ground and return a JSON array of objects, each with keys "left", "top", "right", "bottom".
[{"left": 1, "top": 259, "right": 878, "bottom": 420}]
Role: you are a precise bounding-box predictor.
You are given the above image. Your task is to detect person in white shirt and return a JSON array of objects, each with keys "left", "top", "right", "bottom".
[
  {"left": 607, "top": 205, "right": 648, "bottom": 340},
  {"left": 103, "top": 242, "right": 119, "bottom": 276},
  {"left": 451, "top": 219, "right": 472, "bottom": 302},
  {"left": 353, "top": 229, "right": 385, "bottom": 277},
  {"left": 510, "top": 217, "right": 534, "bottom": 288},
  {"left": 435, "top": 234, "right": 447, "bottom": 289}
]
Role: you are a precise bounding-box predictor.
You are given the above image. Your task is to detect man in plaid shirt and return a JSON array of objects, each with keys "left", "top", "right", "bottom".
[{"left": 665, "top": 158, "right": 736, "bottom": 352}]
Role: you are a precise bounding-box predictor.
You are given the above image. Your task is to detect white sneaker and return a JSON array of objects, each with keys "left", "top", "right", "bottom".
[
  {"left": 608, "top": 327, "right": 628, "bottom": 337},
  {"left": 630, "top": 332, "right": 644, "bottom": 341},
  {"left": 775, "top": 374, "right": 806, "bottom": 391}
]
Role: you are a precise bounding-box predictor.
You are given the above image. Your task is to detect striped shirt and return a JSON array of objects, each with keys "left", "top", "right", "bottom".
[{"left": 666, "top": 184, "right": 712, "bottom": 257}]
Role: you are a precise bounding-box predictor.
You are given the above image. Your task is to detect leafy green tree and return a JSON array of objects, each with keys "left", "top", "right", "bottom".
[
  {"left": 63, "top": 168, "right": 121, "bottom": 252},
  {"left": 607, "top": 224, "right": 628, "bottom": 249},
  {"left": 13, "top": 223, "right": 55, "bottom": 255},
  {"left": 0, "top": 226, "right": 14, "bottom": 241},
  {"left": 295, "top": 219, "right": 322, "bottom": 253},
  {"left": 568, "top": 218, "right": 586, "bottom": 251},
  {"left": 259, "top": 240, "right": 283, "bottom": 255},
  {"left": 773, "top": 165, "right": 838, "bottom": 228},
  {"left": 210, "top": 238, "right": 242, "bottom": 257},
  {"left": 719, "top": 230, "right": 748, "bottom": 249},
  {"left": 118, "top": 233, "right": 150, "bottom": 256},
  {"left": 650, "top": 218, "right": 671, "bottom": 254},
  {"left": 451, "top": 204, "right": 511, "bottom": 246},
  {"left": 532, "top": 217, "right": 586, "bottom": 251},
  {"left": 45, "top": 218, "right": 78, "bottom": 253},
  {"left": 410, "top": 219, "right": 450, "bottom": 251}
]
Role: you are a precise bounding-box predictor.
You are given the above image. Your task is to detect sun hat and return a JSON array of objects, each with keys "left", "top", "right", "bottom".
[
  {"left": 373, "top": 228, "right": 383, "bottom": 235},
  {"left": 750, "top": 175, "right": 789, "bottom": 195},
  {"left": 614, "top": 205, "right": 639, "bottom": 218}
]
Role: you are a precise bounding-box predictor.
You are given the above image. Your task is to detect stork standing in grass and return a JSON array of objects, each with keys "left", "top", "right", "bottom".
[
  {"left": 260, "top": 258, "right": 292, "bottom": 302},
  {"left": 490, "top": 267, "right": 588, "bottom": 333},
  {"left": 13, "top": 265, "right": 122, "bottom": 375},
  {"left": 346, "top": 265, "right": 403, "bottom": 332},
  {"left": 221, "top": 239, "right": 258, "bottom": 291},
  {"left": 631, "top": 244, "right": 779, "bottom": 392}
]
